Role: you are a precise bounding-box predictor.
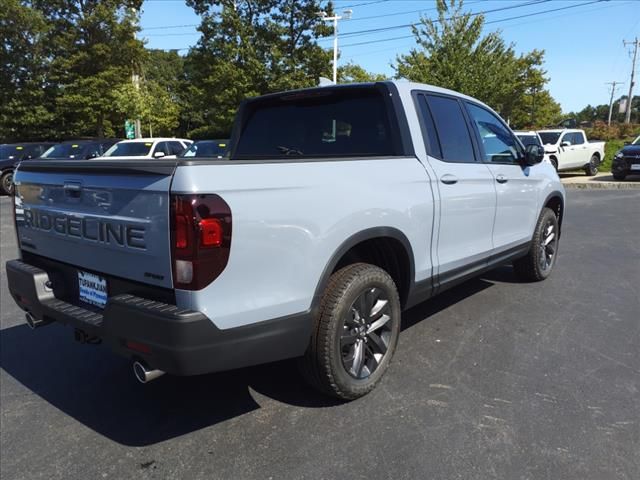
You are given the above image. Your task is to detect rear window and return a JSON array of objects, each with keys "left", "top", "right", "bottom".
[
  {"left": 539, "top": 132, "right": 561, "bottom": 145},
  {"left": 103, "top": 142, "right": 153, "bottom": 157},
  {"left": 516, "top": 135, "right": 541, "bottom": 148},
  {"left": 180, "top": 140, "right": 228, "bottom": 158},
  {"left": 41, "top": 143, "right": 89, "bottom": 159},
  {"left": 234, "top": 88, "right": 397, "bottom": 159}
]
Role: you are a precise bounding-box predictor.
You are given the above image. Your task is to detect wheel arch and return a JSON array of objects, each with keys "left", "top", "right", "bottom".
[
  {"left": 311, "top": 227, "right": 415, "bottom": 311},
  {"left": 543, "top": 191, "right": 564, "bottom": 236}
]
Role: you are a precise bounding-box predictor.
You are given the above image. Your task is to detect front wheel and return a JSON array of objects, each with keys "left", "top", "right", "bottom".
[
  {"left": 0, "top": 171, "right": 14, "bottom": 195},
  {"left": 300, "top": 263, "right": 401, "bottom": 400},
  {"left": 513, "top": 207, "right": 559, "bottom": 282},
  {"left": 584, "top": 155, "right": 599, "bottom": 176}
]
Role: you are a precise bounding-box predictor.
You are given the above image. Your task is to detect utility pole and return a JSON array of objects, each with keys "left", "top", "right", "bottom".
[
  {"left": 317, "top": 9, "right": 353, "bottom": 84},
  {"left": 623, "top": 37, "right": 639, "bottom": 124},
  {"left": 605, "top": 81, "right": 623, "bottom": 125},
  {"left": 132, "top": 7, "right": 142, "bottom": 138}
]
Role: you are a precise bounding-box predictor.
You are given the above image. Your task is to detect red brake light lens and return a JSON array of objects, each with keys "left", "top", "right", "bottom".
[
  {"left": 199, "top": 218, "right": 223, "bottom": 247},
  {"left": 170, "top": 194, "right": 232, "bottom": 290}
]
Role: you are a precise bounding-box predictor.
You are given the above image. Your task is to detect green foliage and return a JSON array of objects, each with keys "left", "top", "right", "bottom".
[
  {"left": 183, "top": 0, "right": 334, "bottom": 137},
  {"left": 566, "top": 95, "right": 640, "bottom": 125},
  {"left": 1, "top": 1, "right": 145, "bottom": 141},
  {"left": 0, "top": 0, "right": 55, "bottom": 140},
  {"left": 393, "top": 0, "right": 561, "bottom": 129},
  {"left": 338, "top": 63, "right": 387, "bottom": 83},
  {"left": 582, "top": 123, "right": 639, "bottom": 170}
]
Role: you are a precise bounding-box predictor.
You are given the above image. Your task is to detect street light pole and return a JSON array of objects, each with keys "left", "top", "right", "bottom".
[{"left": 318, "top": 9, "right": 352, "bottom": 84}]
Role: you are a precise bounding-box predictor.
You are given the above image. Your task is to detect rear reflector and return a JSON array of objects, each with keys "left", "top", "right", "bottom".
[
  {"left": 126, "top": 340, "right": 152, "bottom": 354},
  {"left": 170, "top": 194, "right": 232, "bottom": 290}
]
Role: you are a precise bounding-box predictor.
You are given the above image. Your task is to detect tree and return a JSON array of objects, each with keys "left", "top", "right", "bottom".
[
  {"left": 394, "top": 0, "right": 560, "bottom": 128},
  {"left": 0, "top": 0, "right": 55, "bottom": 141},
  {"left": 338, "top": 63, "right": 387, "bottom": 83},
  {"left": 46, "top": 1, "right": 146, "bottom": 138},
  {"left": 184, "top": 0, "right": 334, "bottom": 137}
]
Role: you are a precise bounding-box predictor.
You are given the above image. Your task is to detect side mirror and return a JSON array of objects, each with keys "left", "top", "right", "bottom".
[
  {"left": 153, "top": 151, "right": 165, "bottom": 158},
  {"left": 88, "top": 152, "right": 98, "bottom": 159},
  {"left": 524, "top": 144, "right": 544, "bottom": 166},
  {"left": 624, "top": 141, "right": 631, "bottom": 145},
  {"left": 560, "top": 141, "right": 571, "bottom": 147}
]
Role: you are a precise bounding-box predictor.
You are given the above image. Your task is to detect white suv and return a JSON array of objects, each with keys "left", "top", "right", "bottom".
[{"left": 102, "top": 138, "right": 192, "bottom": 159}]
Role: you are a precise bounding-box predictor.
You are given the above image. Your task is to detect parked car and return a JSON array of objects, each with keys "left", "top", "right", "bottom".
[
  {"left": 41, "top": 139, "right": 120, "bottom": 160},
  {"left": 101, "top": 138, "right": 192, "bottom": 159},
  {"left": 611, "top": 134, "right": 640, "bottom": 180},
  {"left": 6, "top": 82, "right": 564, "bottom": 399},
  {"left": 179, "top": 139, "right": 229, "bottom": 158},
  {"left": 0, "top": 142, "right": 57, "bottom": 195},
  {"left": 537, "top": 128, "right": 605, "bottom": 175},
  {"left": 514, "top": 131, "right": 550, "bottom": 164}
]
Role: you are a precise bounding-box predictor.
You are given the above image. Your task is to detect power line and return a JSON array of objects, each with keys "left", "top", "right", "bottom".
[
  {"left": 141, "top": 0, "right": 546, "bottom": 35},
  {"left": 339, "top": 0, "right": 603, "bottom": 48},
  {"left": 324, "top": 0, "right": 552, "bottom": 40}
]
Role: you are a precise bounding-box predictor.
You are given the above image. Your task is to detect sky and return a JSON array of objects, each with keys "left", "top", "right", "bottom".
[{"left": 140, "top": 0, "right": 640, "bottom": 113}]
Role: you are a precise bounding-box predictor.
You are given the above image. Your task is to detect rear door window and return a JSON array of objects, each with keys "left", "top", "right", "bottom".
[
  {"left": 234, "top": 87, "right": 399, "bottom": 159},
  {"left": 423, "top": 95, "right": 476, "bottom": 163}
]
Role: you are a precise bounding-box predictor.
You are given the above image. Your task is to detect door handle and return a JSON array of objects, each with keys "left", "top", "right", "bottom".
[
  {"left": 440, "top": 174, "right": 458, "bottom": 185},
  {"left": 496, "top": 174, "right": 508, "bottom": 184}
]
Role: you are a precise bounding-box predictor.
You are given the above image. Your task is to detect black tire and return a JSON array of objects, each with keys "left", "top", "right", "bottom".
[
  {"left": 584, "top": 155, "right": 598, "bottom": 176},
  {"left": 550, "top": 157, "right": 558, "bottom": 172},
  {"left": 612, "top": 172, "right": 626, "bottom": 181},
  {"left": 513, "top": 207, "right": 559, "bottom": 282},
  {"left": 300, "top": 263, "right": 401, "bottom": 400},
  {"left": 0, "top": 170, "right": 14, "bottom": 195}
]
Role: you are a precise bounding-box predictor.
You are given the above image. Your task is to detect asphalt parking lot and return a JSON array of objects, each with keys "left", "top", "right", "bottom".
[{"left": 1, "top": 191, "right": 639, "bottom": 480}]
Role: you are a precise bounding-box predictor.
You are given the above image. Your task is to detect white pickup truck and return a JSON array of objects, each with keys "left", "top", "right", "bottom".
[
  {"left": 6, "top": 82, "right": 565, "bottom": 399},
  {"left": 537, "top": 129, "right": 605, "bottom": 175}
]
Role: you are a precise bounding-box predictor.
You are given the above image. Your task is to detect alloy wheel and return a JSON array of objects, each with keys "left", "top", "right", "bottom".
[{"left": 340, "top": 287, "right": 395, "bottom": 379}]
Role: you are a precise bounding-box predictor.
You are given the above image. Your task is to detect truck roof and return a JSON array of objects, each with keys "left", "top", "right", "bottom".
[{"left": 537, "top": 128, "right": 583, "bottom": 133}]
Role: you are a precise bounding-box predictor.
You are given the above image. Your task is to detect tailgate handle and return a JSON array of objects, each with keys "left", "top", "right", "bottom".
[{"left": 63, "top": 182, "right": 82, "bottom": 198}]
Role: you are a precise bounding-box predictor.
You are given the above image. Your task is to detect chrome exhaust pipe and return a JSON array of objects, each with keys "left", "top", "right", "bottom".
[
  {"left": 133, "top": 361, "right": 165, "bottom": 384},
  {"left": 25, "top": 312, "right": 50, "bottom": 330}
]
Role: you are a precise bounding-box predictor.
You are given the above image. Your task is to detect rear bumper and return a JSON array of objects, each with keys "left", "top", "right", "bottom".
[
  {"left": 612, "top": 156, "right": 640, "bottom": 175},
  {"left": 6, "top": 259, "right": 312, "bottom": 376}
]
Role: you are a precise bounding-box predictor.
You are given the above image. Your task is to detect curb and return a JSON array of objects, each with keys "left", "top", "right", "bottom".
[{"left": 562, "top": 181, "right": 640, "bottom": 190}]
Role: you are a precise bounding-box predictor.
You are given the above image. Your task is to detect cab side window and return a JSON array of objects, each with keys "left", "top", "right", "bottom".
[
  {"left": 168, "top": 141, "right": 185, "bottom": 155},
  {"left": 571, "top": 132, "right": 585, "bottom": 145},
  {"left": 465, "top": 102, "right": 521, "bottom": 164},
  {"left": 153, "top": 142, "right": 169, "bottom": 156},
  {"left": 419, "top": 94, "right": 476, "bottom": 163},
  {"left": 561, "top": 133, "right": 573, "bottom": 146}
]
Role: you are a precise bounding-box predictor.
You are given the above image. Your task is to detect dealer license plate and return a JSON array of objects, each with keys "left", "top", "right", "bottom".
[
  {"left": 78, "top": 270, "right": 108, "bottom": 308},
  {"left": 630, "top": 164, "right": 640, "bottom": 171}
]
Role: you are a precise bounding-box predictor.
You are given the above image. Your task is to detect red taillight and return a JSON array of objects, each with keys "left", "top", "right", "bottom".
[
  {"left": 199, "top": 218, "right": 223, "bottom": 247},
  {"left": 170, "top": 194, "right": 232, "bottom": 290}
]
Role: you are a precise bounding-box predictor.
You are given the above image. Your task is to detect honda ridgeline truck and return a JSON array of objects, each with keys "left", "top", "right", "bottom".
[{"left": 6, "top": 82, "right": 565, "bottom": 399}]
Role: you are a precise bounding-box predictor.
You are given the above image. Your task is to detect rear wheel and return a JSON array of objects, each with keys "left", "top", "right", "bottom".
[
  {"left": 0, "top": 171, "right": 14, "bottom": 195},
  {"left": 300, "top": 263, "right": 401, "bottom": 400},
  {"left": 513, "top": 208, "right": 559, "bottom": 282},
  {"left": 584, "top": 155, "right": 599, "bottom": 176}
]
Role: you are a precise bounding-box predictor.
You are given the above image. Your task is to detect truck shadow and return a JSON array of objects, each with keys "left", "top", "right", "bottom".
[{"left": 0, "top": 266, "right": 514, "bottom": 447}]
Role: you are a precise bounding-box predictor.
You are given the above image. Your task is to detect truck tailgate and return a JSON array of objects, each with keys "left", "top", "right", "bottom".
[{"left": 13, "top": 159, "right": 176, "bottom": 289}]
